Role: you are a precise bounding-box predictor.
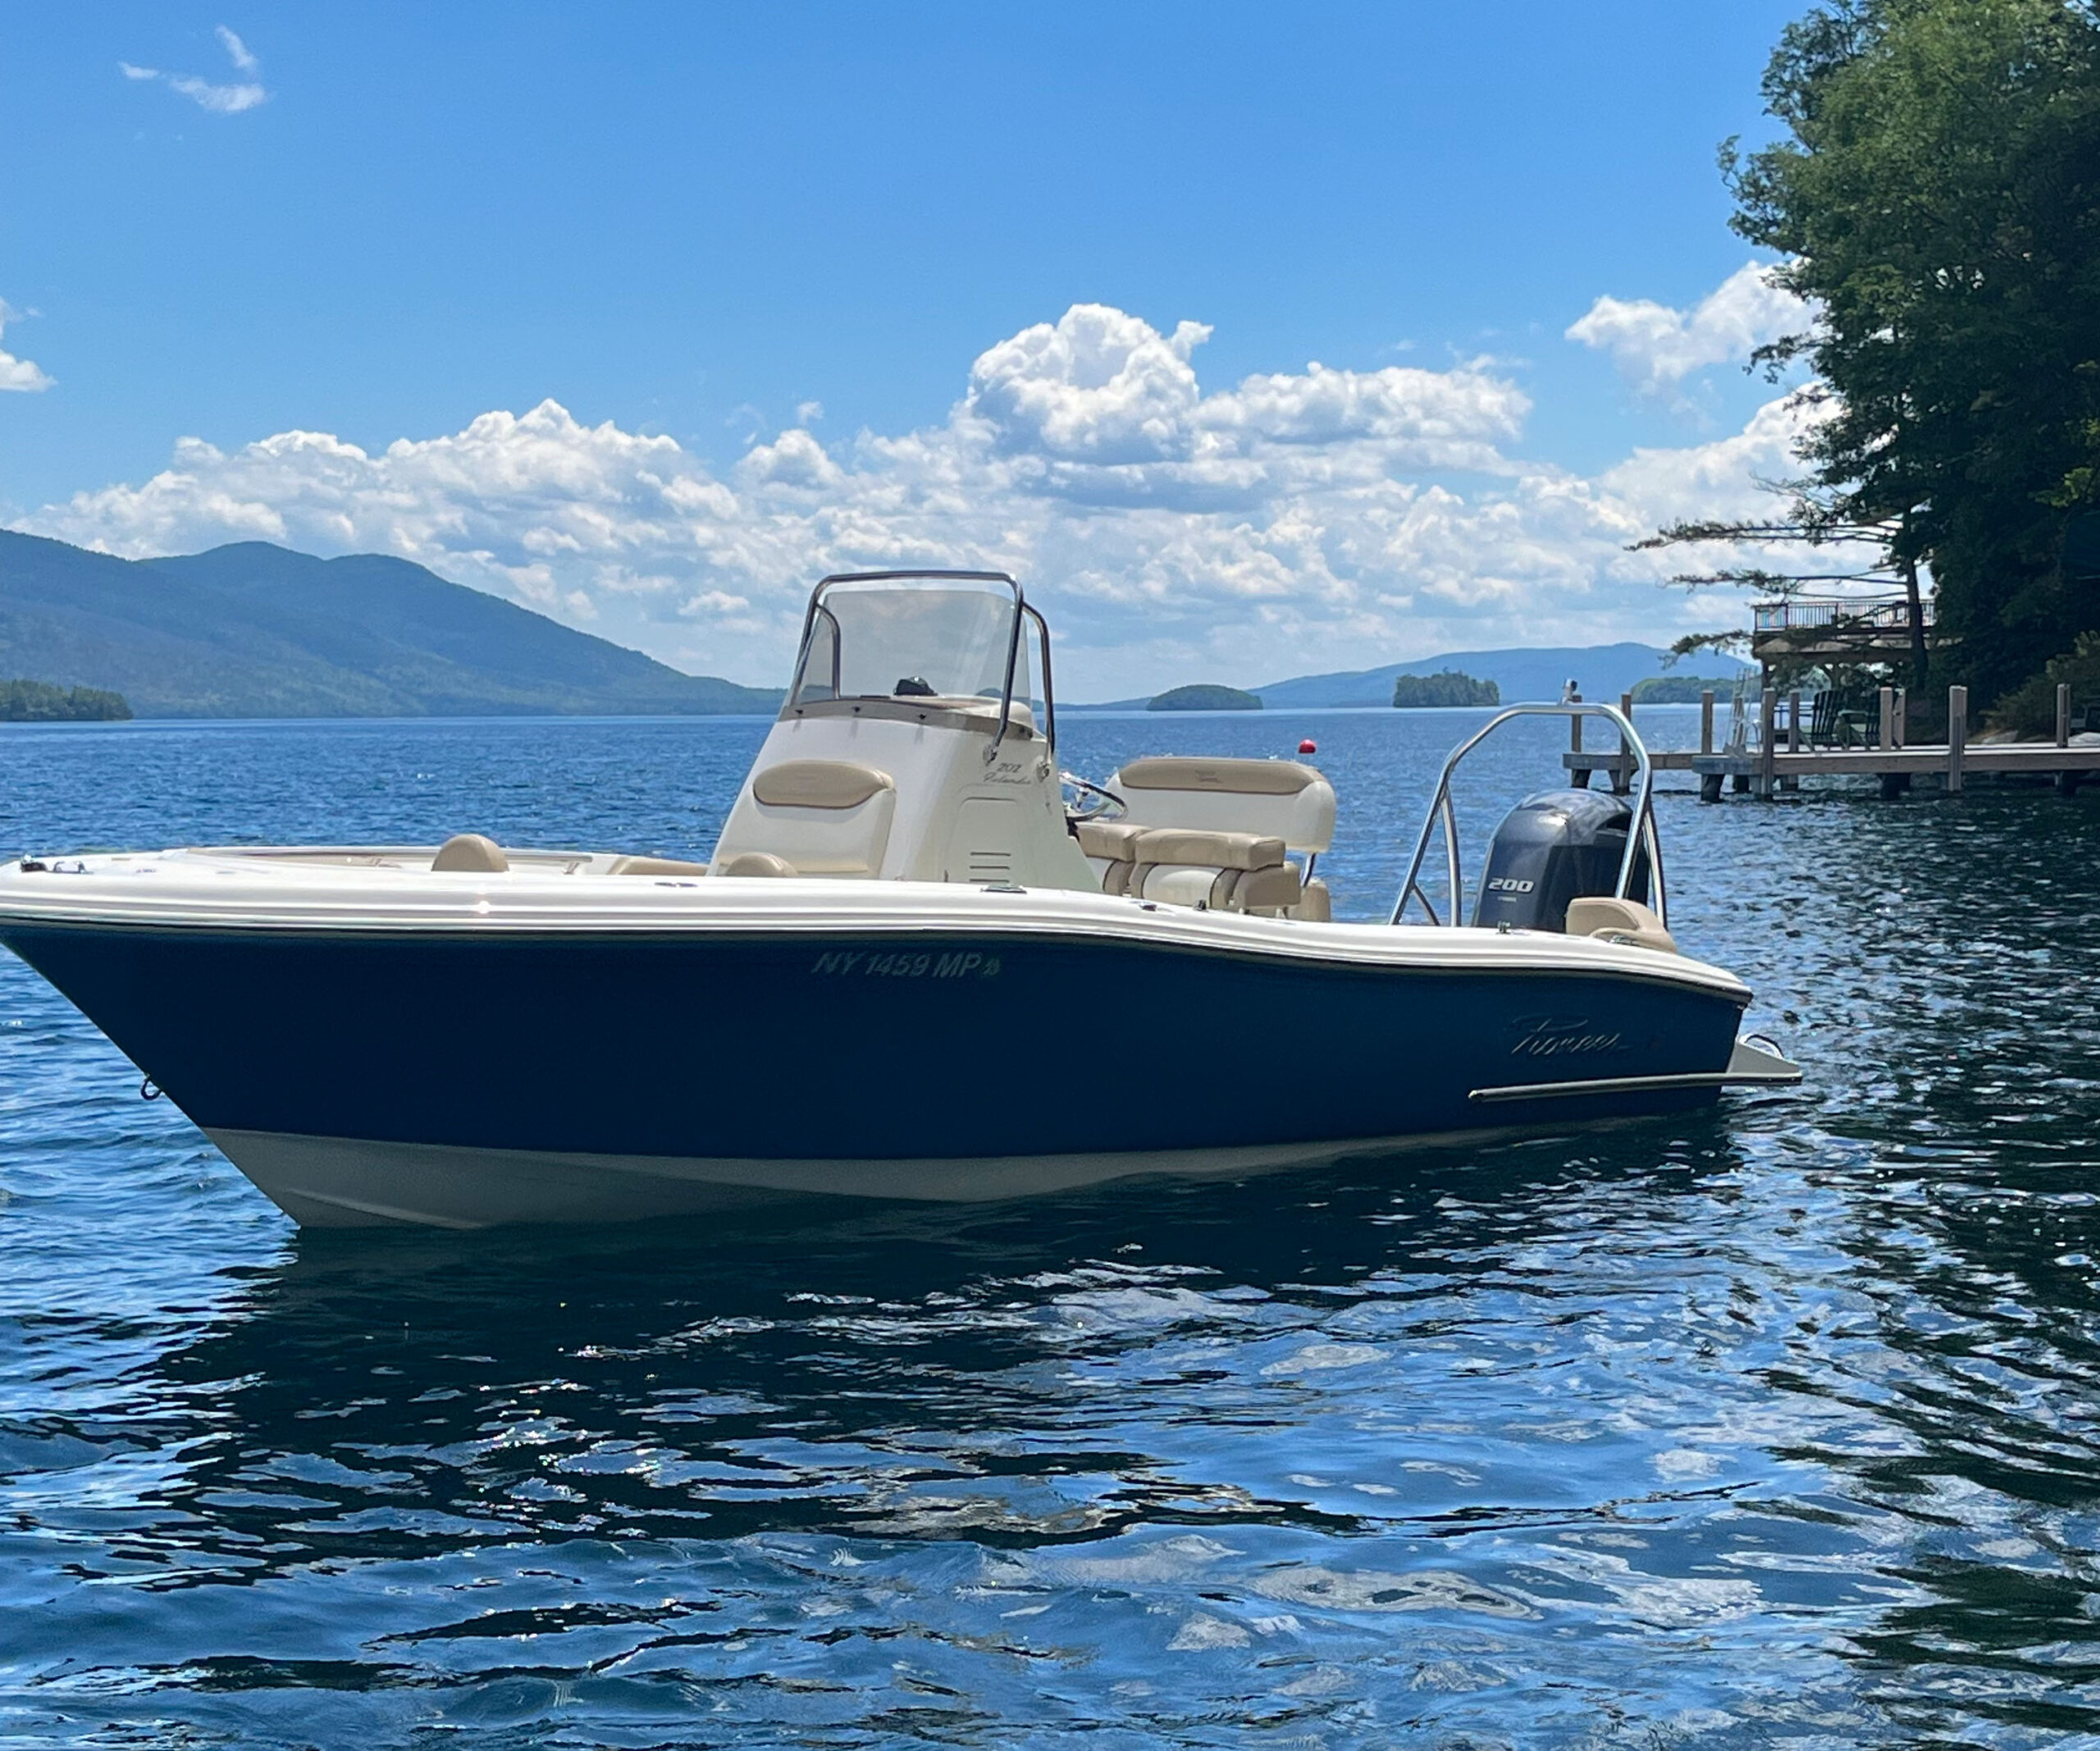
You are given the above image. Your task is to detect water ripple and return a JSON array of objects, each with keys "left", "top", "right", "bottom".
[{"left": 2, "top": 711, "right": 2098, "bottom": 1746}]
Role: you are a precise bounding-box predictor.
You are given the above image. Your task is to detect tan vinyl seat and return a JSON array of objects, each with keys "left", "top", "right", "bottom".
[
  {"left": 751, "top": 761, "right": 893, "bottom": 809},
  {"left": 718, "top": 851, "right": 798, "bottom": 877},
  {"left": 1075, "top": 820, "right": 1147, "bottom": 894},
  {"left": 606, "top": 855, "right": 712, "bottom": 876},
  {"left": 1130, "top": 828, "right": 1298, "bottom": 912},
  {"left": 432, "top": 833, "right": 509, "bottom": 873},
  {"left": 1564, "top": 896, "right": 1678, "bottom": 954},
  {"left": 1104, "top": 757, "right": 1335, "bottom": 918},
  {"left": 714, "top": 760, "right": 897, "bottom": 877},
  {"left": 1109, "top": 758, "right": 1336, "bottom": 853}
]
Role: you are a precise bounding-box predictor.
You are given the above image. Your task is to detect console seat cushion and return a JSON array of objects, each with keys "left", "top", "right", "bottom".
[
  {"left": 751, "top": 760, "right": 893, "bottom": 809},
  {"left": 719, "top": 760, "right": 897, "bottom": 876}
]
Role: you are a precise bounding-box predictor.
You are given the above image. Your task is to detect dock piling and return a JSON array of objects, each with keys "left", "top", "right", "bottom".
[
  {"left": 1700, "top": 690, "right": 1714, "bottom": 757},
  {"left": 1757, "top": 690, "right": 1777, "bottom": 800},
  {"left": 1614, "top": 693, "right": 1633, "bottom": 793},
  {"left": 2059, "top": 683, "right": 2072, "bottom": 749},
  {"left": 1947, "top": 686, "right": 1967, "bottom": 793},
  {"left": 1894, "top": 687, "right": 1907, "bottom": 748},
  {"left": 1879, "top": 685, "right": 1894, "bottom": 752}
]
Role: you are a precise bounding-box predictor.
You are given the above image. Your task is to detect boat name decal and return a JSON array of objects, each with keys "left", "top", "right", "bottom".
[
  {"left": 1509, "top": 1015, "right": 1623, "bottom": 1058},
  {"left": 810, "top": 949, "right": 1002, "bottom": 981}
]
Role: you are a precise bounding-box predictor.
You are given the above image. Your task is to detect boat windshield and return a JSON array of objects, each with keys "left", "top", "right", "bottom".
[{"left": 789, "top": 575, "right": 1021, "bottom": 710}]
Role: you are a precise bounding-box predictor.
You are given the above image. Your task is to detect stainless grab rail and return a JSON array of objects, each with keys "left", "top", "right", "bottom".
[{"left": 1389, "top": 702, "right": 1666, "bottom": 929}]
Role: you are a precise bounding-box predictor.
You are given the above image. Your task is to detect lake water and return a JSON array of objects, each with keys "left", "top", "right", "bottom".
[{"left": 2, "top": 706, "right": 2099, "bottom": 1749}]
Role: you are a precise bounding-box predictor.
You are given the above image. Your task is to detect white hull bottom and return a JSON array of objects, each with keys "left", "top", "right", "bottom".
[{"left": 203, "top": 1126, "right": 1533, "bottom": 1230}]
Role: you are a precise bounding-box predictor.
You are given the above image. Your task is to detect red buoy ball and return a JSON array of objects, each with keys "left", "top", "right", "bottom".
[{"left": 1298, "top": 738, "right": 1317, "bottom": 755}]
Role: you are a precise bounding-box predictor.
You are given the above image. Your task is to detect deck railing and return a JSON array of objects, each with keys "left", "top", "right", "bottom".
[{"left": 1751, "top": 595, "right": 1933, "bottom": 633}]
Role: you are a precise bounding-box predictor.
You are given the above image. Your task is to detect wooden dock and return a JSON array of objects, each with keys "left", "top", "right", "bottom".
[{"left": 1564, "top": 683, "right": 2100, "bottom": 801}]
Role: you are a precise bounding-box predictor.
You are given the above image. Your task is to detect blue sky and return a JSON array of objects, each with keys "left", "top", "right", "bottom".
[{"left": 2, "top": 3, "right": 1816, "bottom": 694}]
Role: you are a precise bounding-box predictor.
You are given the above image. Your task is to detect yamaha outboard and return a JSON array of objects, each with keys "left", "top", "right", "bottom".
[{"left": 1472, "top": 789, "right": 1649, "bottom": 932}]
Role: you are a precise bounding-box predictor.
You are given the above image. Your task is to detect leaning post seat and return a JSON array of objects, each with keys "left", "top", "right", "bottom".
[
  {"left": 1103, "top": 757, "right": 1334, "bottom": 914},
  {"left": 1128, "top": 828, "right": 1301, "bottom": 913},
  {"left": 711, "top": 759, "right": 897, "bottom": 877},
  {"left": 1107, "top": 757, "right": 1336, "bottom": 853},
  {"left": 1075, "top": 820, "right": 1147, "bottom": 894}
]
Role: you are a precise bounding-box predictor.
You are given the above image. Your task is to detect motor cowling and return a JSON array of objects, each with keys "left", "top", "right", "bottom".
[{"left": 1471, "top": 789, "right": 1648, "bottom": 932}]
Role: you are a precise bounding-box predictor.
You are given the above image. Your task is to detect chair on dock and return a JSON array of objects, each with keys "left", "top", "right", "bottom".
[{"left": 1807, "top": 688, "right": 1879, "bottom": 749}]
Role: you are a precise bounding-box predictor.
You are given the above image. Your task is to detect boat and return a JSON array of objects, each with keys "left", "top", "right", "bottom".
[{"left": 0, "top": 569, "right": 1798, "bottom": 1228}]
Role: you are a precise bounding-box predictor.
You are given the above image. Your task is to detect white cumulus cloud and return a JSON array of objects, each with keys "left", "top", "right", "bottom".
[
  {"left": 17, "top": 287, "right": 1810, "bottom": 697},
  {"left": 121, "top": 25, "right": 268, "bottom": 114},
  {"left": 1567, "top": 263, "right": 1810, "bottom": 395},
  {"left": 216, "top": 25, "right": 260, "bottom": 73},
  {"left": 0, "top": 301, "right": 52, "bottom": 393}
]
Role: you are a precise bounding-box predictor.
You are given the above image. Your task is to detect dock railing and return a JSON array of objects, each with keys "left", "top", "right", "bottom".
[
  {"left": 1679, "top": 682, "right": 2099, "bottom": 799},
  {"left": 1751, "top": 595, "right": 1934, "bottom": 633}
]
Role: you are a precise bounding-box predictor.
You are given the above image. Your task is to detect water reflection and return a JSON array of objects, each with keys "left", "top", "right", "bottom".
[{"left": 10, "top": 1127, "right": 1937, "bottom": 1747}]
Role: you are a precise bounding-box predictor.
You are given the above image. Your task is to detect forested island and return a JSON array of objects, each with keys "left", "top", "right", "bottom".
[
  {"left": 1392, "top": 671, "right": 1499, "bottom": 708},
  {"left": 1630, "top": 674, "right": 1748, "bottom": 705},
  {"left": 0, "top": 679, "right": 132, "bottom": 722},
  {"left": 1148, "top": 683, "right": 1262, "bottom": 711}
]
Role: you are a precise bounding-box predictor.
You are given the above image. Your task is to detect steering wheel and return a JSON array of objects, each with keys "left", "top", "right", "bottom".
[{"left": 1061, "top": 772, "right": 1127, "bottom": 822}]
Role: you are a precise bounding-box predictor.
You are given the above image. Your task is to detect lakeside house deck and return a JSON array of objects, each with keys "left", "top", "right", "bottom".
[
  {"left": 1565, "top": 683, "right": 2099, "bottom": 801},
  {"left": 1748, "top": 592, "right": 1939, "bottom": 669}
]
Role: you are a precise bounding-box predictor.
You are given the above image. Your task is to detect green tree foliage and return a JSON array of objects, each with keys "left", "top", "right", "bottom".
[
  {"left": 1391, "top": 671, "right": 1499, "bottom": 708},
  {"left": 0, "top": 679, "right": 132, "bottom": 721},
  {"left": 1728, "top": 0, "right": 2100, "bottom": 707},
  {"left": 1630, "top": 674, "right": 1751, "bottom": 703},
  {"left": 1989, "top": 629, "right": 2100, "bottom": 732}
]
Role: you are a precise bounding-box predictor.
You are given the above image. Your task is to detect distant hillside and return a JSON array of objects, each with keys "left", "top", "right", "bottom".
[
  {"left": 1148, "top": 683, "right": 1261, "bottom": 711},
  {"left": 1631, "top": 673, "right": 1751, "bottom": 704},
  {"left": 1251, "top": 643, "right": 1755, "bottom": 710},
  {"left": 0, "top": 533, "right": 782, "bottom": 719}
]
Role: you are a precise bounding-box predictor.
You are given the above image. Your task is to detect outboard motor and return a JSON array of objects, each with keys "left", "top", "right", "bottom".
[{"left": 1472, "top": 789, "right": 1648, "bottom": 932}]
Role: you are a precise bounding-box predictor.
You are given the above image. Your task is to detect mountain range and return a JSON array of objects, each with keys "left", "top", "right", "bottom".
[
  {"left": 0, "top": 530, "right": 1755, "bottom": 721},
  {"left": 0, "top": 533, "right": 780, "bottom": 718},
  {"left": 1252, "top": 644, "right": 1753, "bottom": 709},
  {"left": 1073, "top": 642, "right": 1755, "bottom": 710}
]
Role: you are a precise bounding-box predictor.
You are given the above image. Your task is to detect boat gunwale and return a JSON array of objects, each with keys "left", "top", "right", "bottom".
[{"left": 0, "top": 903, "right": 1753, "bottom": 1003}]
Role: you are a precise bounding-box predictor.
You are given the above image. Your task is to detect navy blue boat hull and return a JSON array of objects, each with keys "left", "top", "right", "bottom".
[{"left": 2, "top": 921, "right": 1746, "bottom": 1188}]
